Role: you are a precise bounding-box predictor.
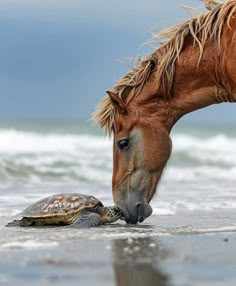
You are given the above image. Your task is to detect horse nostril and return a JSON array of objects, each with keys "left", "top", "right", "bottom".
[
  {"left": 118, "top": 197, "right": 151, "bottom": 224},
  {"left": 136, "top": 203, "right": 145, "bottom": 223}
]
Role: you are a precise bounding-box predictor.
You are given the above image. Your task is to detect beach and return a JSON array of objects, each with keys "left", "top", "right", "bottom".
[
  {"left": 1, "top": 120, "right": 236, "bottom": 285},
  {"left": 1, "top": 211, "right": 236, "bottom": 286}
]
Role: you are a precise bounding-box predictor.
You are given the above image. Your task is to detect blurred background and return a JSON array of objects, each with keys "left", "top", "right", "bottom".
[
  {"left": 0, "top": 0, "right": 234, "bottom": 122},
  {"left": 1, "top": 0, "right": 236, "bottom": 219}
]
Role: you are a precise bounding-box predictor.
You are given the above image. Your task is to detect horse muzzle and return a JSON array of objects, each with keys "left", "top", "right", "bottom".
[{"left": 117, "top": 191, "right": 153, "bottom": 224}]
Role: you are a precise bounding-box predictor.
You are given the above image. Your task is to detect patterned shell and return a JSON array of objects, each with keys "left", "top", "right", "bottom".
[{"left": 21, "top": 193, "right": 103, "bottom": 218}]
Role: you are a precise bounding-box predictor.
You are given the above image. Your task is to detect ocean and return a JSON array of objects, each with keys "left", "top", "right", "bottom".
[{"left": 0, "top": 120, "right": 236, "bottom": 219}]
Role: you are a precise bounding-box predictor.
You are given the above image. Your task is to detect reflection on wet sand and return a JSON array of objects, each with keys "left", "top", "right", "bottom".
[{"left": 112, "top": 236, "right": 170, "bottom": 286}]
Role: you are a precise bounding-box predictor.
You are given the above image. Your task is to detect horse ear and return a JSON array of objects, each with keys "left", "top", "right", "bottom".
[{"left": 106, "top": 90, "right": 128, "bottom": 115}]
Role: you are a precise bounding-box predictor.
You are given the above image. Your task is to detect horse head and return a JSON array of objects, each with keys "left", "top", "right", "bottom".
[{"left": 107, "top": 90, "right": 172, "bottom": 224}]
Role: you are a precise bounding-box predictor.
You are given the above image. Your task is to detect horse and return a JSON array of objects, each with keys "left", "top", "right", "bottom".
[{"left": 94, "top": 0, "right": 236, "bottom": 224}]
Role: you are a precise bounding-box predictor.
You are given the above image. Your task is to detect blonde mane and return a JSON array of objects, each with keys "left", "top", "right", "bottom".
[{"left": 94, "top": 0, "right": 236, "bottom": 135}]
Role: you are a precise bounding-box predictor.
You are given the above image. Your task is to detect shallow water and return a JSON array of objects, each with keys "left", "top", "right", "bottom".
[{"left": 1, "top": 211, "right": 236, "bottom": 286}]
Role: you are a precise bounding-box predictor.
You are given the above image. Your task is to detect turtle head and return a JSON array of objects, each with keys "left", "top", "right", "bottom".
[{"left": 97, "top": 206, "right": 123, "bottom": 224}]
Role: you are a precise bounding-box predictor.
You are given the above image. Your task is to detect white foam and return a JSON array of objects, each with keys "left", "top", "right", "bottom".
[
  {"left": 152, "top": 207, "right": 176, "bottom": 215},
  {"left": 193, "top": 225, "right": 236, "bottom": 234},
  {"left": 0, "top": 129, "right": 236, "bottom": 186},
  {"left": 164, "top": 165, "right": 236, "bottom": 182},
  {"left": 0, "top": 129, "right": 112, "bottom": 154},
  {"left": 150, "top": 198, "right": 236, "bottom": 217},
  {"left": 158, "top": 225, "right": 236, "bottom": 235},
  {"left": 0, "top": 130, "right": 236, "bottom": 167},
  {"left": 172, "top": 133, "right": 236, "bottom": 165},
  {"left": 0, "top": 129, "right": 113, "bottom": 186},
  {"left": 0, "top": 240, "right": 59, "bottom": 250}
]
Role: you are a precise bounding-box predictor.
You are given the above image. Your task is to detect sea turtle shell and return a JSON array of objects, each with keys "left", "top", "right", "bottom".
[{"left": 21, "top": 193, "right": 103, "bottom": 219}]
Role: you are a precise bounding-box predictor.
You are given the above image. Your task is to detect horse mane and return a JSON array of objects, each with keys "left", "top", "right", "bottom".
[{"left": 94, "top": 0, "right": 236, "bottom": 135}]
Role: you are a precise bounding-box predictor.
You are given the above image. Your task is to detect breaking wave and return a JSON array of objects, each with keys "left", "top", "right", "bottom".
[
  {"left": 0, "top": 129, "right": 112, "bottom": 187},
  {"left": 0, "top": 129, "right": 235, "bottom": 187}
]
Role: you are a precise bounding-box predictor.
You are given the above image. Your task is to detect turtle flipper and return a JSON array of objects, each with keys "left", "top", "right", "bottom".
[
  {"left": 6, "top": 220, "right": 21, "bottom": 227},
  {"left": 72, "top": 210, "right": 102, "bottom": 228},
  {"left": 6, "top": 217, "right": 34, "bottom": 227}
]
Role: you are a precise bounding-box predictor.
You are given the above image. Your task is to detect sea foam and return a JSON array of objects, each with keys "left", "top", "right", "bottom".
[{"left": 0, "top": 129, "right": 235, "bottom": 189}]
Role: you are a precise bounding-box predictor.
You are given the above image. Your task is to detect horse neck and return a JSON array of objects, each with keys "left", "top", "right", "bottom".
[
  {"left": 166, "top": 40, "right": 236, "bottom": 130},
  {"left": 133, "top": 32, "right": 236, "bottom": 132}
]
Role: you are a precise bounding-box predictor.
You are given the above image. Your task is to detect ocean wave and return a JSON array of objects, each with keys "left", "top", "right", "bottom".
[
  {"left": 0, "top": 129, "right": 112, "bottom": 186},
  {"left": 152, "top": 199, "right": 236, "bottom": 216},
  {"left": 0, "top": 129, "right": 112, "bottom": 154},
  {"left": 172, "top": 133, "right": 236, "bottom": 165},
  {"left": 0, "top": 129, "right": 235, "bottom": 186},
  {"left": 165, "top": 165, "right": 236, "bottom": 182}
]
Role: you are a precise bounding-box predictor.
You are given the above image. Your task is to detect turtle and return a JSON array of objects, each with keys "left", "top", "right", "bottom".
[{"left": 6, "top": 193, "right": 123, "bottom": 228}]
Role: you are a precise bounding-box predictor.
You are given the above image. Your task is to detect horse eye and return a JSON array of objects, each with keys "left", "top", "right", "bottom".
[{"left": 117, "top": 138, "right": 130, "bottom": 151}]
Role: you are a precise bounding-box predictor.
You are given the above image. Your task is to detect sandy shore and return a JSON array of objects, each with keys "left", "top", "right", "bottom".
[{"left": 1, "top": 211, "right": 236, "bottom": 286}]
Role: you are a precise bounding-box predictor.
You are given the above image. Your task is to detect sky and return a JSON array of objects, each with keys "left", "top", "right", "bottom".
[{"left": 0, "top": 0, "right": 235, "bottom": 122}]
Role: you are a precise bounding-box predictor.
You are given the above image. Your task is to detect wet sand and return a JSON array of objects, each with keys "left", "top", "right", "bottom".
[{"left": 1, "top": 211, "right": 236, "bottom": 286}]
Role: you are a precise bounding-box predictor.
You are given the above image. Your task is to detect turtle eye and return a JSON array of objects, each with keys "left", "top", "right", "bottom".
[{"left": 117, "top": 138, "right": 130, "bottom": 151}]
